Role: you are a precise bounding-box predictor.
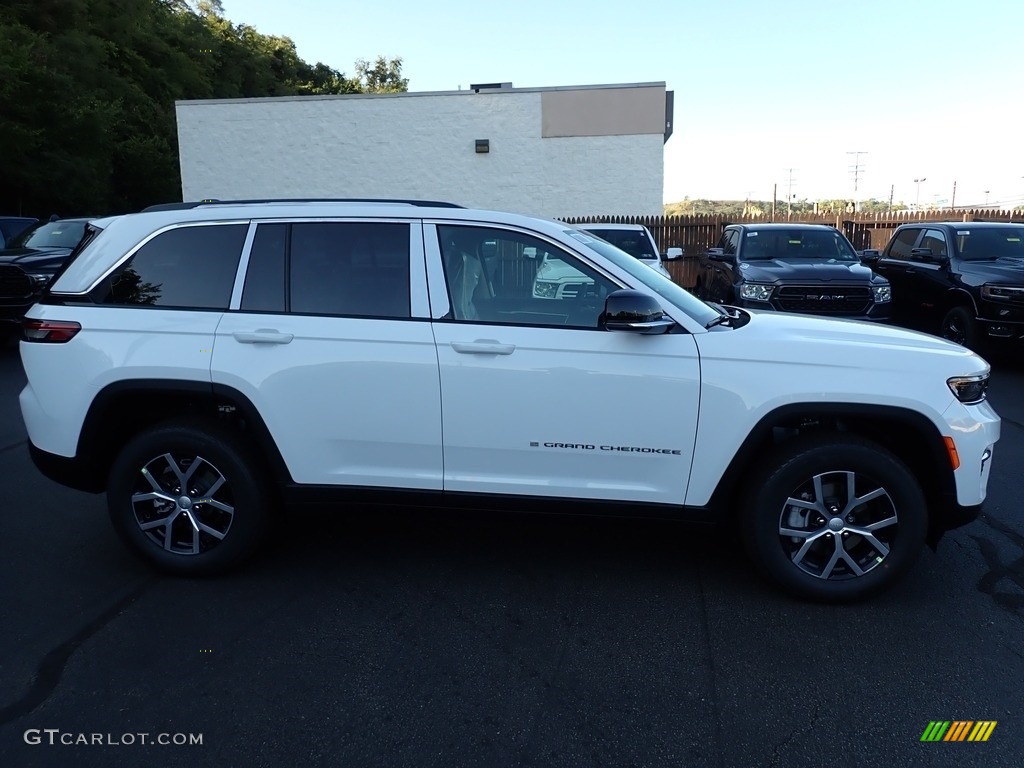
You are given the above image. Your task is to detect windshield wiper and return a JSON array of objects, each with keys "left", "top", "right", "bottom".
[{"left": 704, "top": 303, "right": 737, "bottom": 329}]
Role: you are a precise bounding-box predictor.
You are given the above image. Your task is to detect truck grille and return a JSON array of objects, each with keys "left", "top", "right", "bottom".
[
  {"left": 774, "top": 285, "right": 872, "bottom": 315},
  {"left": 0, "top": 266, "right": 33, "bottom": 299}
]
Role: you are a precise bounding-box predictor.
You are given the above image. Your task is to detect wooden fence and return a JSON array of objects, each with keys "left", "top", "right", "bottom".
[
  {"left": 565, "top": 209, "right": 1024, "bottom": 252},
  {"left": 564, "top": 209, "right": 1024, "bottom": 288}
]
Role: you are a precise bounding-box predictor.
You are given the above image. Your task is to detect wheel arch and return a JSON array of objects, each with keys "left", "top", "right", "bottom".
[
  {"left": 72, "top": 380, "right": 292, "bottom": 493},
  {"left": 706, "top": 402, "right": 956, "bottom": 542},
  {"left": 941, "top": 287, "right": 978, "bottom": 315}
]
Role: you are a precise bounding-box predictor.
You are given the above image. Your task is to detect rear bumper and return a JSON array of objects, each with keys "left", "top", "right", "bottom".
[{"left": 28, "top": 442, "right": 103, "bottom": 493}]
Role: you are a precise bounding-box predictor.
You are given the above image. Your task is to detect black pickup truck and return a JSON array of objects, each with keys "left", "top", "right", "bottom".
[
  {"left": 867, "top": 220, "right": 1024, "bottom": 348},
  {"left": 694, "top": 223, "right": 892, "bottom": 320}
]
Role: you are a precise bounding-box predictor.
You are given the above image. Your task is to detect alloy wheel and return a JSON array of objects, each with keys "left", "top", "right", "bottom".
[
  {"left": 777, "top": 470, "right": 898, "bottom": 580},
  {"left": 130, "top": 452, "right": 235, "bottom": 555}
]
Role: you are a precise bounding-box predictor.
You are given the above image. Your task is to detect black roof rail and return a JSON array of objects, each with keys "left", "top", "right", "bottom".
[{"left": 141, "top": 198, "right": 464, "bottom": 212}]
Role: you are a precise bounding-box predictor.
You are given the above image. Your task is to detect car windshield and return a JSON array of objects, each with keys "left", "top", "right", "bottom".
[
  {"left": 565, "top": 229, "right": 721, "bottom": 326},
  {"left": 740, "top": 229, "right": 858, "bottom": 262},
  {"left": 586, "top": 228, "right": 658, "bottom": 260},
  {"left": 954, "top": 227, "right": 1024, "bottom": 261},
  {"left": 9, "top": 220, "right": 88, "bottom": 249}
]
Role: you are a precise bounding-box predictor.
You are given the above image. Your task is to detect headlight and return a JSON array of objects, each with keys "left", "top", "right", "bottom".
[
  {"left": 534, "top": 281, "right": 558, "bottom": 298},
  {"left": 947, "top": 373, "right": 989, "bottom": 404},
  {"left": 872, "top": 285, "right": 892, "bottom": 303},
  {"left": 980, "top": 284, "right": 1024, "bottom": 301},
  {"left": 738, "top": 282, "right": 773, "bottom": 301}
]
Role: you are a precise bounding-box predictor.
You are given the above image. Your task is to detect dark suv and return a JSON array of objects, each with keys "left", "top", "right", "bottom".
[
  {"left": 0, "top": 217, "right": 94, "bottom": 336},
  {"left": 695, "top": 223, "right": 891, "bottom": 319},
  {"left": 868, "top": 221, "right": 1024, "bottom": 348}
]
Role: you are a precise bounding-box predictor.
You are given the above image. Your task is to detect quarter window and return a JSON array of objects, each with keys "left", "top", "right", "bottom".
[
  {"left": 92, "top": 224, "right": 247, "bottom": 308},
  {"left": 920, "top": 229, "right": 948, "bottom": 257}
]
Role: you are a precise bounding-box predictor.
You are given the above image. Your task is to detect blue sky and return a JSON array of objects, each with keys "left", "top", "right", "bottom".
[{"left": 222, "top": 0, "right": 1024, "bottom": 207}]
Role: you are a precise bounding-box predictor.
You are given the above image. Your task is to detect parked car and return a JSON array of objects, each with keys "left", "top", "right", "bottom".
[
  {"left": 19, "top": 199, "right": 998, "bottom": 602},
  {"left": 695, "top": 223, "right": 892, "bottom": 320},
  {"left": 578, "top": 222, "right": 682, "bottom": 279},
  {"left": 867, "top": 221, "right": 1024, "bottom": 349},
  {"left": 0, "top": 217, "right": 95, "bottom": 337},
  {"left": 0, "top": 216, "right": 38, "bottom": 249}
]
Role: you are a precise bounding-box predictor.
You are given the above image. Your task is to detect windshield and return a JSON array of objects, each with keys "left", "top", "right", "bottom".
[
  {"left": 585, "top": 228, "right": 659, "bottom": 260},
  {"left": 740, "top": 229, "right": 858, "bottom": 262},
  {"left": 954, "top": 227, "right": 1024, "bottom": 260},
  {"left": 10, "top": 220, "right": 89, "bottom": 249},
  {"left": 565, "top": 229, "right": 721, "bottom": 327}
]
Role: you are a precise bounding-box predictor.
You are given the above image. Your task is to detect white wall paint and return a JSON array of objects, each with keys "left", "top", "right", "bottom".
[{"left": 175, "top": 89, "right": 664, "bottom": 218}]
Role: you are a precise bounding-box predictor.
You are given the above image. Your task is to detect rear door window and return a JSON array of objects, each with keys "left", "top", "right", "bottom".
[{"left": 241, "top": 221, "right": 411, "bottom": 318}]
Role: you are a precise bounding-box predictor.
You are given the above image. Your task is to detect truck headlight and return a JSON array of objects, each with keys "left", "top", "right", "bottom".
[
  {"left": 947, "top": 373, "right": 989, "bottom": 404},
  {"left": 872, "top": 285, "right": 892, "bottom": 303},
  {"left": 534, "top": 281, "right": 558, "bottom": 298},
  {"left": 738, "top": 283, "right": 773, "bottom": 301},
  {"left": 980, "top": 284, "right": 1024, "bottom": 301}
]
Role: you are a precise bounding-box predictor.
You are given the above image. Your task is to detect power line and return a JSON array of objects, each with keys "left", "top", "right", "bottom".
[
  {"left": 847, "top": 151, "right": 867, "bottom": 209},
  {"left": 783, "top": 168, "right": 798, "bottom": 220}
]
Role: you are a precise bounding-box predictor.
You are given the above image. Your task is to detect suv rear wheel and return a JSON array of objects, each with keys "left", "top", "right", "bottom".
[
  {"left": 107, "top": 421, "right": 272, "bottom": 575},
  {"left": 741, "top": 435, "right": 927, "bottom": 601}
]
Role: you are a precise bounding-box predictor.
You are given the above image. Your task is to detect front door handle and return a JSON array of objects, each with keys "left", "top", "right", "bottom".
[
  {"left": 451, "top": 340, "right": 516, "bottom": 355},
  {"left": 232, "top": 329, "right": 294, "bottom": 344}
]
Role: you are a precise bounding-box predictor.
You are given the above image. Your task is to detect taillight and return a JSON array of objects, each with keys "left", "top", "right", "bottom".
[{"left": 22, "top": 319, "right": 82, "bottom": 343}]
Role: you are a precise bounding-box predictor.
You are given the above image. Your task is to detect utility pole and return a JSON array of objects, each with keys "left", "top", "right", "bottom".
[
  {"left": 887, "top": 184, "right": 894, "bottom": 215},
  {"left": 951, "top": 181, "right": 957, "bottom": 211},
  {"left": 783, "top": 168, "right": 797, "bottom": 221},
  {"left": 914, "top": 177, "right": 927, "bottom": 212},
  {"left": 847, "top": 151, "right": 867, "bottom": 212},
  {"left": 772, "top": 183, "right": 777, "bottom": 223}
]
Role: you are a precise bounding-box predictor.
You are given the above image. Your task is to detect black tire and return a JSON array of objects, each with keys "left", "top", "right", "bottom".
[
  {"left": 106, "top": 420, "right": 273, "bottom": 575},
  {"left": 941, "top": 306, "right": 980, "bottom": 350},
  {"left": 740, "top": 435, "right": 927, "bottom": 602}
]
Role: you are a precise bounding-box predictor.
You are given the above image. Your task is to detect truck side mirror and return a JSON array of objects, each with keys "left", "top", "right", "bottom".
[
  {"left": 664, "top": 247, "right": 684, "bottom": 261},
  {"left": 706, "top": 247, "right": 729, "bottom": 262}
]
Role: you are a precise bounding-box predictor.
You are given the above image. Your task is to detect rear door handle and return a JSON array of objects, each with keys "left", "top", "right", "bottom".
[
  {"left": 232, "top": 329, "right": 294, "bottom": 344},
  {"left": 451, "top": 340, "right": 516, "bottom": 355}
]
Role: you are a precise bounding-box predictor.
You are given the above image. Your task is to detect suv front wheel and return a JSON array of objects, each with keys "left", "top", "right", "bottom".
[
  {"left": 107, "top": 420, "right": 272, "bottom": 575},
  {"left": 741, "top": 435, "right": 927, "bottom": 601},
  {"left": 941, "top": 306, "right": 980, "bottom": 349}
]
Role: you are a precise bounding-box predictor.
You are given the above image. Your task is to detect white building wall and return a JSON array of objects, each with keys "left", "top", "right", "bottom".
[{"left": 175, "top": 88, "right": 665, "bottom": 218}]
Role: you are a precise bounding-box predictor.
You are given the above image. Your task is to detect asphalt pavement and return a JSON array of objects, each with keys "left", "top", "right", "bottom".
[{"left": 0, "top": 339, "right": 1021, "bottom": 768}]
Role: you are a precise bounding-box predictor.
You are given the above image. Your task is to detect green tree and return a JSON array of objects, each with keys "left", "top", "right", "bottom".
[
  {"left": 0, "top": 0, "right": 388, "bottom": 216},
  {"left": 354, "top": 56, "right": 409, "bottom": 93}
]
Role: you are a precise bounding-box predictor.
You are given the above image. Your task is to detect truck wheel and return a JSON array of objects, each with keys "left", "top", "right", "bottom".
[
  {"left": 106, "top": 420, "right": 273, "bottom": 575},
  {"left": 740, "top": 435, "right": 927, "bottom": 602},
  {"left": 941, "top": 306, "right": 979, "bottom": 349}
]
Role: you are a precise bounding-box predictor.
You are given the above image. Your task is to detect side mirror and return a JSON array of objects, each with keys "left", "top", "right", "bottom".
[
  {"left": 601, "top": 290, "right": 675, "bottom": 335},
  {"left": 706, "top": 247, "right": 729, "bottom": 262},
  {"left": 664, "top": 246, "right": 684, "bottom": 261},
  {"left": 859, "top": 248, "right": 881, "bottom": 264}
]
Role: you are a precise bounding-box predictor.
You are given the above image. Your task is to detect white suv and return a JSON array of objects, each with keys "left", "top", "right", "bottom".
[
  {"left": 578, "top": 222, "right": 680, "bottom": 278},
  {"left": 18, "top": 200, "right": 1000, "bottom": 601}
]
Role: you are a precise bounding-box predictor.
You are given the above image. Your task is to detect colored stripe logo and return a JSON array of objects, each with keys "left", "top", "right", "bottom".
[{"left": 921, "top": 721, "right": 996, "bottom": 742}]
